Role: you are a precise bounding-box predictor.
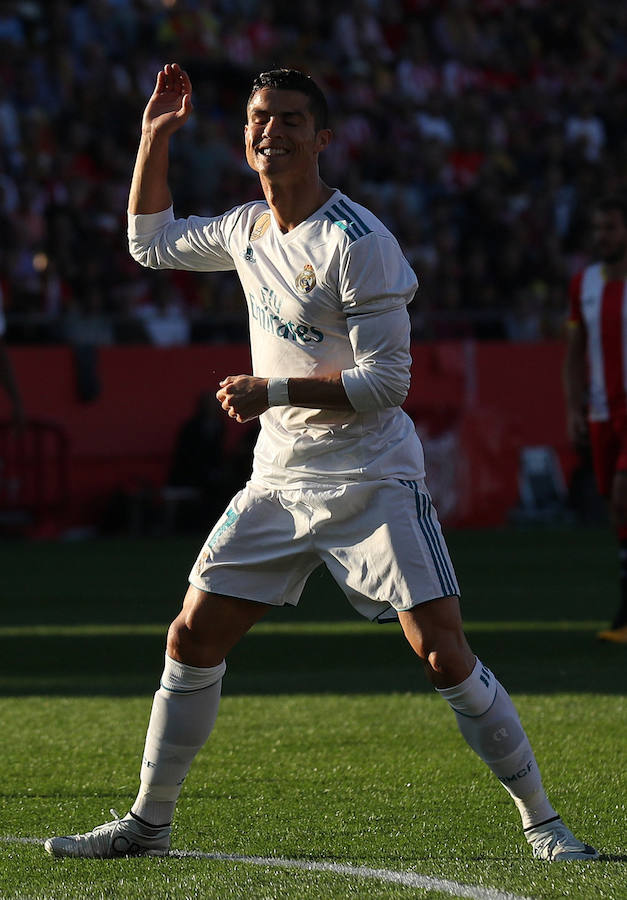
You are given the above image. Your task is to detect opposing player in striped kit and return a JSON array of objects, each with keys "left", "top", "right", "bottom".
[
  {"left": 565, "top": 193, "right": 627, "bottom": 643},
  {"left": 45, "top": 64, "right": 597, "bottom": 862}
]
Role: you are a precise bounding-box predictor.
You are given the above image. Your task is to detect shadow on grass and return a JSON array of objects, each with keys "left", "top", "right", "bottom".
[
  {"left": 1, "top": 530, "right": 625, "bottom": 697},
  {"left": 1, "top": 623, "right": 625, "bottom": 697}
]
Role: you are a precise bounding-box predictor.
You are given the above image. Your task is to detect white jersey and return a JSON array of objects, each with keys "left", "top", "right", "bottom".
[{"left": 128, "top": 189, "right": 426, "bottom": 487}]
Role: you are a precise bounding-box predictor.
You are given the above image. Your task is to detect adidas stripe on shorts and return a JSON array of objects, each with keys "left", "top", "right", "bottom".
[{"left": 190, "top": 478, "right": 460, "bottom": 622}]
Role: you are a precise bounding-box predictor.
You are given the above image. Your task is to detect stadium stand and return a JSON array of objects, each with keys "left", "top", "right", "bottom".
[{"left": 0, "top": 0, "right": 625, "bottom": 344}]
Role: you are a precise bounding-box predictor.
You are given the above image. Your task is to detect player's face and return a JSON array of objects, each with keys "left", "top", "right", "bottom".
[
  {"left": 592, "top": 209, "right": 627, "bottom": 264},
  {"left": 244, "top": 88, "right": 330, "bottom": 182}
]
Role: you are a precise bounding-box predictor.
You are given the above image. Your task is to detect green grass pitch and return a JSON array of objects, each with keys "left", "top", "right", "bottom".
[{"left": 0, "top": 526, "right": 625, "bottom": 899}]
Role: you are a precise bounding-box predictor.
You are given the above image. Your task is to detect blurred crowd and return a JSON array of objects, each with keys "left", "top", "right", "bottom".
[{"left": 2, "top": 0, "right": 627, "bottom": 347}]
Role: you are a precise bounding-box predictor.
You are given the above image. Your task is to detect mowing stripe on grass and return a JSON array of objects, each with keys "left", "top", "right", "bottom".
[
  {"left": 0, "top": 620, "right": 602, "bottom": 638},
  {"left": 1, "top": 836, "right": 534, "bottom": 900}
]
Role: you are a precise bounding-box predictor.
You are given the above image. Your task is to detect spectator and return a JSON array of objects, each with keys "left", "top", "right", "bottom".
[
  {"left": 565, "top": 96, "right": 606, "bottom": 162},
  {"left": 61, "top": 286, "right": 114, "bottom": 348},
  {"left": 0, "top": 1, "right": 626, "bottom": 343}
]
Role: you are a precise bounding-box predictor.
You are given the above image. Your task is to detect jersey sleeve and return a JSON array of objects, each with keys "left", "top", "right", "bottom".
[
  {"left": 337, "top": 231, "right": 417, "bottom": 315},
  {"left": 567, "top": 271, "right": 584, "bottom": 326},
  {"left": 338, "top": 232, "right": 418, "bottom": 411},
  {"left": 128, "top": 205, "right": 239, "bottom": 272}
]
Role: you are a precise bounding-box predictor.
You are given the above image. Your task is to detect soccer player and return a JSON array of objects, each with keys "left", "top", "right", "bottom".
[
  {"left": 564, "top": 193, "right": 627, "bottom": 644},
  {"left": 45, "top": 64, "right": 598, "bottom": 862}
]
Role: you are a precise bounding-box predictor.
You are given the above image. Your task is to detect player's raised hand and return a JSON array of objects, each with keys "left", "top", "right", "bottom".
[{"left": 142, "top": 63, "right": 193, "bottom": 138}]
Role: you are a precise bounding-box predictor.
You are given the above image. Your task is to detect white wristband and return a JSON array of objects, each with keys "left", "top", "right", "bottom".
[{"left": 266, "top": 377, "right": 291, "bottom": 407}]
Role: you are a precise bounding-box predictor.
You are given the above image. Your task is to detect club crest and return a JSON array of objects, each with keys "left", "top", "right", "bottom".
[
  {"left": 250, "top": 212, "right": 271, "bottom": 241},
  {"left": 295, "top": 263, "right": 316, "bottom": 293}
]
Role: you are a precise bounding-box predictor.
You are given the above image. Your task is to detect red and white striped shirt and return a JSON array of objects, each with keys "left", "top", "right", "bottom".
[{"left": 569, "top": 262, "right": 627, "bottom": 421}]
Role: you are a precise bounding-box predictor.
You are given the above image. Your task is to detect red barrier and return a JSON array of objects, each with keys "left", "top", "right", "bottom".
[
  {"left": 0, "top": 420, "right": 69, "bottom": 533},
  {"left": 1, "top": 341, "right": 574, "bottom": 532},
  {"left": 406, "top": 341, "right": 574, "bottom": 525}
]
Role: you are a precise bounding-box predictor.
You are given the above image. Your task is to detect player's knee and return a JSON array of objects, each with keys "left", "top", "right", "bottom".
[
  {"left": 166, "top": 613, "right": 208, "bottom": 659},
  {"left": 407, "top": 628, "right": 454, "bottom": 670},
  {"left": 166, "top": 618, "right": 188, "bottom": 659},
  {"left": 420, "top": 630, "right": 474, "bottom": 684},
  {"left": 425, "top": 644, "right": 460, "bottom": 678}
]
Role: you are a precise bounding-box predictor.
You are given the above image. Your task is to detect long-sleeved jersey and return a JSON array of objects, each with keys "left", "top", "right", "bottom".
[{"left": 128, "top": 189, "right": 426, "bottom": 487}]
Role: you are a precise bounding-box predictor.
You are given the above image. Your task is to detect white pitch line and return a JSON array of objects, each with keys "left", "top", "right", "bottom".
[
  {"left": 173, "top": 851, "right": 535, "bottom": 900},
  {"left": 2, "top": 836, "right": 535, "bottom": 900}
]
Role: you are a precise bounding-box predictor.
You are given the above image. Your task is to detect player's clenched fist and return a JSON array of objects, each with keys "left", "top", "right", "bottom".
[{"left": 216, "top": 374, "right": 269, "bottom": 423}]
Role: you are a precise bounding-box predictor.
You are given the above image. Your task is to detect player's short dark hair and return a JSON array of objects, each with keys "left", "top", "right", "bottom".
[
  {"left": 595, "top": 194, "right": 627, "bottom": 225},
  {"left": 247, "top": 69, "right": 329, "bottom": 132}
]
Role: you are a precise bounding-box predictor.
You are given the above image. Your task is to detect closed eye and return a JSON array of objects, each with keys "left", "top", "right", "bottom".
[{"left": 249, "top": 111, "right": 306, "bottom": 127}]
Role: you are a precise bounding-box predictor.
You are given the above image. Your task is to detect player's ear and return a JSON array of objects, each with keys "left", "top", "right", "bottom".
[{"left": 315, "top": 128, "right": 332, "bottom": 153}]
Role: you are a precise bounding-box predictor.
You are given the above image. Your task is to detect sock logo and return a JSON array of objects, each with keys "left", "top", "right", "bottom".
[
  {"left": 142, "top": 756, "right": 157, "bottom": 769},
  {"left": 500, "top": 760, "right": 534, "bottom": 784},
  {"left": 479, "top": 665, "right": 491, "bottom": 689},
  {"left": 493, "top": 726, "right": 509, "bottom": 742}
]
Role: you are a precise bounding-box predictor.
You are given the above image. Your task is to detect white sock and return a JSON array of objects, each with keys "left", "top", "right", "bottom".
[
  {"left": 437, "top": 657, "right": 557, "bottom": 829},
  {"left": 131, "top": 653, "right": 226, "bottom": 826}
]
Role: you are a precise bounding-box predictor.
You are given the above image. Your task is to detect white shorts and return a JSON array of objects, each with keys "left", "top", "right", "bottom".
[{"left": 189, "top": 478, "right": 459, "bottom": 622}]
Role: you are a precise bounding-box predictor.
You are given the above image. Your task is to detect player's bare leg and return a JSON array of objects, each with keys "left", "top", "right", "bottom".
[
  {"left": 168, "top": 585, "right": 271, "bottom": 666},
  {"left": 398, "top": 597, "right": 598, "bottom": 860},
  {"left": 398, "top": 595, "right": 474, "bottom": 687}
]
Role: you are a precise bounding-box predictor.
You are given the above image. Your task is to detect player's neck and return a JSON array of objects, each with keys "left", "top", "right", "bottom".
[
  {"left": 260, "top": 176, "right": 333, "bottom": 233},
  {"left": 603, "top": 258, "right": 627, "bottom": 281}
]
